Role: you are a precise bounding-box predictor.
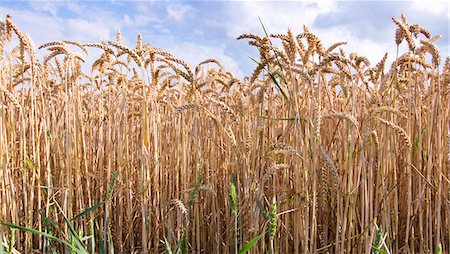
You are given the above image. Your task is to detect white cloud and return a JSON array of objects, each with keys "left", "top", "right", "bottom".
[
  {"left": 65, "top": 2, "right": 87, "bottom": 16},
  {"left": 66, "top": 18, "right": 113, "bottom": 42},
  {"left": 0, "top": 8, "right": 64, "bottom": 45},
  {"left": 0, "top": 4, "right": 146, "bottom": 46},
  {"left": 122, "top": 13, "right": 158, "bottom": 28},
  {"left": 1, "top": 0, "right": 446, "bottom": 78},
  {"left": 216, "top": 1, "right": 396, "bottom": 72},
  {"left": 167, "top": 4, "right": 191, "bottom": 22},
  {"left": 0, "top": 2, "right": 243, "bottom": 77},
  {"left": 166, "top": 41, "right": 244, "bottom": 78},
  {"left": 193, "top": 29, "right": 204, "bottom": 37},
  {"left": 313, "top": 25, "right": 397, "bottom": 69},
  {"left": 223, "top": 1, "right": 337, "bottom": 38},
  {"left": 28, "top": 1, "right": 59, "bottom": 16},
  {"left": 412, "top": 0, "right": 448, "bottom": 14}
]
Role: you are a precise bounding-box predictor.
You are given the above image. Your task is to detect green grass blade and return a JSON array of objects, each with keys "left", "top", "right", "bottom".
[
  {"left": 248, "top": 56, "right": 288, "bottom": 101},
  {"left": 41, "top": 209, "right": 60, "bottom": 234},
  {"left": 0, "top": 233, "right": 5, "bottom": 254},
  {"left": 371, "top": 246, "right": 388, "bottom": 254},
  {"left": 56, "top": 206, "right": 89, "bottom": 253},
  {"left": 7, "top": 228, "right": 14, "bottom": 254},
  {"left": 163, "top": 238, "right": 173, "bottom": 254},
  {"left": 80, "top": 235, "right": 92, "bottom": 242},
  {"left": 72, "top": 170, "right": 116, "bottom": 221},
  {"left": 275, "top": 71, "right": 287, "bottom": 85},
  {"left": 107, "top": 227, "right": 114, "bottom": 254},
  {"left": 95, "top": 218, "right": 106, "bottom": 254},
  {"left": 0, "top": 221, "right": 71, "bottom": 248},
  {"left": 257, "top": 17, "right": 288, "bottom": 83},
  {"left": 267, "top": 71, "right": 288, "bottom": 100},
  {"left": 174, "top": 233, "right": 188, "bottom": 254},
  {"left": 40, "top": 209, "right": 61, "bottom": 253},
  {"left": 71, "top": 201, "right": 105, "bottom": 221},
  {"left": 180, "top": 233, "right": 188, "bottom": 254},
  {"left": 248, "top": 56, "right": 260, "bottom": 64},
  {"left": 239, "top": 231, "right": 266, "bottom": 254},
  {"left": 258, "top": 16, "right": 269, "bottom": 38},
  {"left": 435, "top": 243, "right": 442, "bottom": 254}
]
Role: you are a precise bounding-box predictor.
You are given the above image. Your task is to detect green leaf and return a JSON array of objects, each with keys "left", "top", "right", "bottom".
[
  {"left": 80, "top": 235, "right": 92, "bottom": 242},
  {"left": 248, "top": 56, "right": 261, "bottom": 66},
  {"left": 257, "top": 16, "right": 288, "bottom": 85},
  {"left": 95, "top": 218, "right": 106, "bottom": 254},
  {"left": 174, "top": 232, "right": 188, "bottom": 254},
  {"left": 267, "top": 71, "right": 288, "bottom": 101},
  {"left": 40, "top": 209, "right": 61, "bottom": 253},
  {"left": 435, "top": 243, "right": 443, "bottom": 254},
  {"left": 41, "top": 209, "right": 60, "bottom": 234},
  {"left": 56, "top": 206, "right": 89, "bottom": 253},
  {"left": 248, "top": 56, "right": 288, "bottom": 101},
  {"left": 8, "top": 228, "right": 15, "bottom": 254},
  {"left": 276, "top": 72, "right": 287, "bottom": 85},
  {"left": 107, "top": 227, "right": 114, "bottom": 254},
  {"left": 258, "top": 16, "right": 270, "bottom": 38},
  {"left": 180, "top": 233, "right": 188, "bottom": 254},
  {"left": 371, "top": 245, "right": 388, "bottom": 254},
  {"left": 163, "top": 238, "right": 173, "bottom": 254},
  {"left": 239, "top": 231, "right": 266, "bottom": 254},
  {"left": 0, "top": 221, "right": 71, "bottom": 248},
  {"left": 71, "top": 201, "right": 105, "bottom": 221},
  {"left": 0, "top": 233, "right": 5, "bottom": 254}
]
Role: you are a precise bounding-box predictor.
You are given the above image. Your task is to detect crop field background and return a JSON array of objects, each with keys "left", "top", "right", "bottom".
[{"left": 0, "top": 12, "right": 449, "bottom": 253}]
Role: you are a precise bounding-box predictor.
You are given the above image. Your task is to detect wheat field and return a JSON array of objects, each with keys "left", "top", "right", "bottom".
[{"left": 0, "top": 14, "right": 449, "bottom": 253}]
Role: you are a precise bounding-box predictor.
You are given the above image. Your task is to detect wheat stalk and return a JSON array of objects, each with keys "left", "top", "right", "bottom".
[{"left": 377, "top": 117, "right": 411, "bottom": 148}]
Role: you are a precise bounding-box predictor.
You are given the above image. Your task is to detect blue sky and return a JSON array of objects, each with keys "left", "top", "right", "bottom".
[{"left": 0, "top": 1, "right": 448, "bottom": 77}]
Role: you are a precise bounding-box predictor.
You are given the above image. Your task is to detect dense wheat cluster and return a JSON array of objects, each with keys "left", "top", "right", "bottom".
[{"left": 0, "top": 14, "right": 449, "bottom": 253}]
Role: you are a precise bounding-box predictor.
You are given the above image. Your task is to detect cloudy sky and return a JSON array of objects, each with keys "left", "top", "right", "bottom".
[{"left": 0, "top": 1, "right": 448, "bottom": 77}]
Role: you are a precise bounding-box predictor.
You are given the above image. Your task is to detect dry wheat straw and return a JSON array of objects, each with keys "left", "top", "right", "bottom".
[
  {"left": 1, "top": 14, "right": 448, "bottom": 254},
  {"left": 378, "top": 117, "right": 412, "bottom": 148}
]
